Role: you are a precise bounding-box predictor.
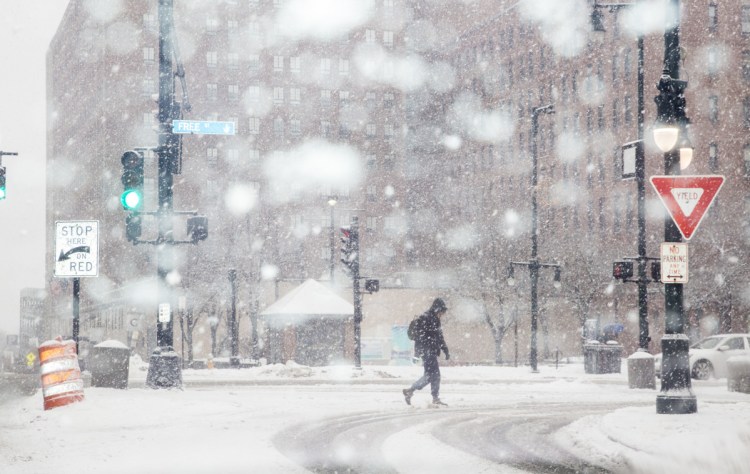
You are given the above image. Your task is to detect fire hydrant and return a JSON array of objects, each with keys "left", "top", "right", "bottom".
[{"left": 207, "top": 354, "right": 214, "bottom": 370}]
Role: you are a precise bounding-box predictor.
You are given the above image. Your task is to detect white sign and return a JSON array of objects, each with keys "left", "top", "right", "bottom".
[
  {"left": 660, "top": 243, "right": 688, "bottom": 284},
  {"left": 158, "top": 303, "right": 171, "bottom": 323},
  {"left": 55, "top": 221, "right": 99, "bottom": 278}
]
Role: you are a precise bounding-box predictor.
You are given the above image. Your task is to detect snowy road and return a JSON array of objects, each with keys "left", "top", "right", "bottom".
[{"left": 274, "top": 399, "right": 628, "bottom": 473}]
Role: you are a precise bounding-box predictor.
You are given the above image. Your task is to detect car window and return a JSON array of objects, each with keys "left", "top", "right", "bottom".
[
  {"left": 724, "top": 337, "right": 745, "bottom": 350},
  {"left": 692, "top": 337, "right": 722, "bottom": 349}
]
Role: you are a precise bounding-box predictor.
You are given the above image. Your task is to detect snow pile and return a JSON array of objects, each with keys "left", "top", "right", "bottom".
[
  {"left": 258, "top": 361, "right": 314, "bottom": 378},
  {"left": 557, "top": 402, "right": 750, "bottom": 473}
]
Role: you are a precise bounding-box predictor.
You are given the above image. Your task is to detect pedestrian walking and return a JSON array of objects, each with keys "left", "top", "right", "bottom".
[{"left": 403, "top": 298, "right": 450, "bottom": 406}]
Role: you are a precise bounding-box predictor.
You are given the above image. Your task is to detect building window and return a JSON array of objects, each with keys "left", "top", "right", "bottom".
[
  {"left": 143, "top": 14, "right": 156, "bottom": 30},
  {"left": 226, "top": 149, "right": 239, "bottom": 164},
  {"left": 142, "top": 78, "right": 155, "bottom": 96},
  {"left": 274, "top": 55, "right": 284, "bottom": 73},
  {"left": 290, "top": 56, "right": 300, "bottom": 73},
  {"left": 249, "top": 117, "right": 260, "bottom": 135},
  {"left": 228, "top": 84, "right": 239, "bottom": 102},
  {"left": 709, "top": 95, "right": 719, "bottom": 122},
  {"left": 290, "top": 119, "right": 301, "bottom": 136},
  {"left": 227, "top": 53, "right": 239, "bottom": 69},
  {"left": 743, "top": 7, "right": 750, "bottom": 34},
  {"left": 339, "top": 58, "right": 349, "bottom": 75},
  {"left": 384, "top": 124, "right": 394, "bottom": 139},
  {"left": 366, "top": 123, "right": 377, "bottom": 137},
  {"left": 273, "top": 87, "right": 284, "bottom": 104},
  {"left": 745, "top": 97, "right": 750, "bottom": 127},
  {"left": 598, "top": 197, "right": 606, "bottom": 233},
  {"left": 273, "top": 118, "right": 284, "bottom": 138},
  {"left": 744, "top": 145, "right": 750, "bottom": 176},
  {"left": 249, "top": 0, "right": 259, "bottom": 7},
  {"left": 143, "top": 47, "right": 155, "bottom": 64},
  {"left": 247, "top": 85, "right": 260, "bottom": 101},
  {"left": 708, "top": 143, "right": 718, "bottom": 171},
  {"left": 290, "top": 87, "right": 301, "bottom": 105},
  {"left": 206, "top": 51, "right": 218, "bottom": 68},
  {"left": 383, "top": 31, "right": 394, "bottom": 48},
  {"left": 320, "top": 58, "right": 331, "bottom": 75},
  {"left": 365, "top": 29, "right": 376, "bottom": 43},
  {"left": 320, "top": 121, "right": 330, "bottom": 137},
  {"left": 366, "top": 153, "right": 376, "bottom": 168},
  {"left": 383, "top": 92, "right": 394, "bottom": 108},
  {"left": 228, "top": 20, "right": 238, "bottom": 33},
  {"left": 207, "top": 148, "right": 218, "bottom": 166},
  {"left": 624, "top": 95, "right": 633, "bottom": 126},
  {"left": 339, "top": 90, "right": 350, "bottom": 107},
  {"left": 708, "top": 3, "right": 718, "bottom": 31},
  {"left": 366, "top": 91, "right": 377, "bottom": 109},
  {"left": 611, "top": 99, "right": 619, "bottom": 129},
  {"left": 249, "top": 54, "right": 260, "bottom": 72},
  {"left": 248, "top": 22, "right": 260, "bottom": 36},
  {"left": 206, "top": 83, "right": 218, "bottom": 102},
  {"left": 206, "top": 17, "right": 219, "bottom": 34},
  {"left": 320, "top": 89, "right": 331, "bottom": 106},
  {"left": 142, "top": 112, "right": 154, "bottom": 125},
  {"left": 366, "top": 185, "right": 377, "bottom": 201}
]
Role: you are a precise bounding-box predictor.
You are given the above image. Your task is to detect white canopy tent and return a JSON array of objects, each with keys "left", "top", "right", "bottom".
[{"left": 261, "top": 279, "right": 353, "bottom": 327}]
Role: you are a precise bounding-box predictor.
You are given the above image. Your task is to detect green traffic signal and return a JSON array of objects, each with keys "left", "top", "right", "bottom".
[
  {"left": 120, "top": 189, "right": 142, "bottom": 210},
  {"left": 120, "top": 150, "right": 144, "bottom": 210},
  {"left": 0, "top": 166, "right": 6, "bottom": 200}
]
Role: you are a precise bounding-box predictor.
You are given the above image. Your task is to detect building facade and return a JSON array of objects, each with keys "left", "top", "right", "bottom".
[{"left": 45, "top": 0, "right": 750, "bottom": 364}]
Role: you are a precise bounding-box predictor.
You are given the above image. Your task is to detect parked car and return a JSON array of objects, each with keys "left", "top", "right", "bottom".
[{"left": 654, "top": 333, "right": 750, "bottom": 380}]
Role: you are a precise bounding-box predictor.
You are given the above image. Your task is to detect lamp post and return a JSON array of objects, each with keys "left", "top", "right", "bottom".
[
  {"left": 327, "top": 196, "right": 338, "bottom": 284},
  {"left": 652, "top": 0, "right": 696, "bottom": 415},
  {"left": 592, "top": 0, "right": 653, "bottom": 353},
  {"left": 508, "top": 104, "right": 562, "bottom": 373}
]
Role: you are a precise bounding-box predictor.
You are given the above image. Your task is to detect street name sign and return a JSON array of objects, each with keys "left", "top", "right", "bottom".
[
  {"left": 660, "top": 243, "right": 688, "bottom": 284},
  {"left": 55, "top": 220, "right": 99, "bottom": 278},
  {"left": 649, "top": 175, "right": 725, "bottom": 240},
  {"left": 172, "top": 120, "right": 236, "bottom": 135}
]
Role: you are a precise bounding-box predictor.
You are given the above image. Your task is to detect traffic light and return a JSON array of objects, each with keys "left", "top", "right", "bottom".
[
  {"left": 187, "top": 216, "right": 208, "bottom": 243},
  {"left": 340, "top": 226, "right": 357, "bottom": 271},
  {"left": 120, "top": 150, "right": 144, "bottom": 211},
  {"left": 0, "top": 167, "right": 6, "bottom": 200},
  {"left": 126, "top": 214, "right": 142, "bottom": 242},
  {"left": 612, "top": 260, "right": 634, "bottom": 281}
]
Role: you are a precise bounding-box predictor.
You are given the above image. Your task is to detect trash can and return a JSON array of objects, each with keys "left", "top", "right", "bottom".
[
  {"left": 584, "top": 342, "right": 623, "bottom": 374},
  {"left": 89, "top": 340, "right": 130, "bottom": 389}
]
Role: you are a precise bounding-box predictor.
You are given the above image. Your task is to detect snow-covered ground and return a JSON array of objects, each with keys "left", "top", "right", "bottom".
[{"left": 1, "top": 358, "right": 748, "bottom": 473}]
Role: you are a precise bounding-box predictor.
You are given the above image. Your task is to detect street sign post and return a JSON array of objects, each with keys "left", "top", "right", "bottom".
[
  {"left": 660, "top": 243, "right": 688, "bottom": 284},
  {"left": 649, "top": 175, "right": 725, "bottom": 240},
  {"left": 54, "top": 221, "right": 99, "bottom": 277},
  {"left": 172, "top": 120, "right": 236, "bottom": 135}
]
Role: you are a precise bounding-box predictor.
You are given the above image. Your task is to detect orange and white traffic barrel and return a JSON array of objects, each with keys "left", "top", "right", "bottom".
[{"left": 38, "top": 337, "right": 84, "bottom": 410}]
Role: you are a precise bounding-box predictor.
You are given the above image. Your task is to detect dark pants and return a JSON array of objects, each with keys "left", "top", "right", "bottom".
[{"left": 411, "top": 354, "right": 440, "bottom": 398}]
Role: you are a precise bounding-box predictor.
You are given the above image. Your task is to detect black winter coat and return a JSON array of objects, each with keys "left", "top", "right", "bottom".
[{"left": 414, "top": 311, "right": 448, "bottom": 358}]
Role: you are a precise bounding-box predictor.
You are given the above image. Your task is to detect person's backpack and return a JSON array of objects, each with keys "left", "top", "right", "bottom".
[{"left": 407, "top": 315, "right": 422, "bottom": 341}]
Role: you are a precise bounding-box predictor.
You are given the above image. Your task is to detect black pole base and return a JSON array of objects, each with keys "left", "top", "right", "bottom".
[
  {"left": 656, "top": 393, "right": 697, "bottom": 414},
  {"left": 146, "top": 346, "right": 182, "bottom": 389},
  {"left": 229, "top": 356, "right": 240, "bottom": 368}
]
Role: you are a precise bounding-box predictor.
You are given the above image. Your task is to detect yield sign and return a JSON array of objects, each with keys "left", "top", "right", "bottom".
[{"left": 650, "top": 175, "right": 725, "bottom": 240}]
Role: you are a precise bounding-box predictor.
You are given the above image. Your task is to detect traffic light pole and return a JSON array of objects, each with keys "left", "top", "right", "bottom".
[
  {"left": 146, "top": 0, "right": 182, "bottom": 389},
  {"left": 351, "top": 217, "right": 362, "bottom": 369}
]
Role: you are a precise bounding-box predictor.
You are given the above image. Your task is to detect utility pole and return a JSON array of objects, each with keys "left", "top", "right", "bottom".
[
  {"left": 228, "top": 269, "right": 239, "bottom": 367},
  {"left": 654, "top": 0, "right": 696, "bottom": 414}
]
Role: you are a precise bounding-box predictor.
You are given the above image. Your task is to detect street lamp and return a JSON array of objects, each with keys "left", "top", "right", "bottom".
[
  {"left": 327, "top": 196, "right": 338, "bottom": 283},
  {"left": 653, "top": 0, "right": 697, "bottom": 415},
  {"left": 508, "top": 104, "right": 562, "bottom": 373}
]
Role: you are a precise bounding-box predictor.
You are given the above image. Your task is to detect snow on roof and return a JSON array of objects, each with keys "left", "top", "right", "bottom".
[{"left": 260, "top": 279, "right": 353, "bottom": 325}]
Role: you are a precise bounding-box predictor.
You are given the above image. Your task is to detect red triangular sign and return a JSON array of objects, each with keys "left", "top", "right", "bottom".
[{"left": 650, "top": 175, "right": 725, "bottom": 240}]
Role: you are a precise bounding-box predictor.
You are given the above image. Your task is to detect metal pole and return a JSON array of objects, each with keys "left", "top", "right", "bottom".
[
  {"left": 229, "top": 269, "right": 239, "bottom": 367},
  {"left": 529, "top": 105, "right": 553, "bottom": 372},
  {"left": 72, "top": 278, "right": 80, "bottom": 354},
  {"left": 635, "top": 8, "right": 650, "bottom": 351},
  {"left": 351, "top": 216, "right": 362, "bottom": 369},
  {"left": 656, "top": 0, "right": 696, "bottom": 415},
  {"left": 329, "top": 204, "right": 335, "bottom": 283}
]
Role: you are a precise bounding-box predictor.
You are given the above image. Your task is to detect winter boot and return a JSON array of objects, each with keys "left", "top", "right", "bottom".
[
  {"left": 432, "top": 398, "right": 448, "bottom": 406},
  {"left": 402, "top": 388, "right": 414, "bottom": 405}
]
